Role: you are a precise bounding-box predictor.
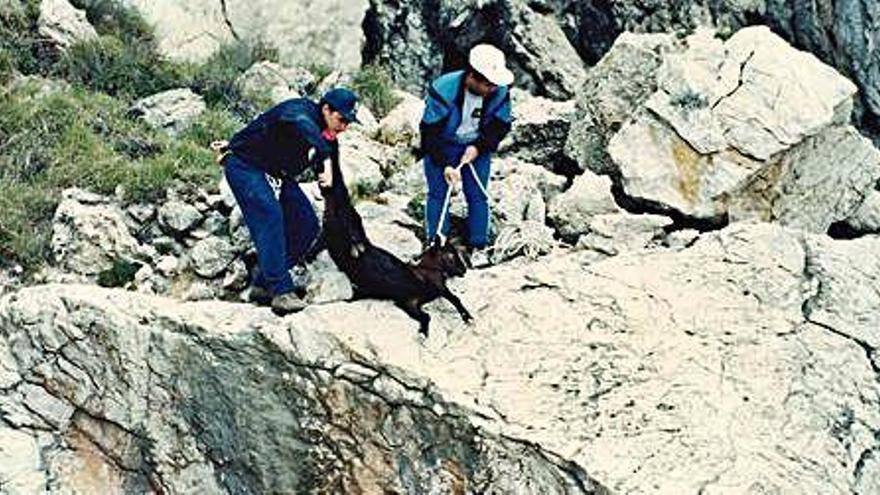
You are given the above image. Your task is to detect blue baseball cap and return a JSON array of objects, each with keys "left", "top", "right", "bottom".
[{"left": 322, "top": 87, "right": 360, "bottom": 124}]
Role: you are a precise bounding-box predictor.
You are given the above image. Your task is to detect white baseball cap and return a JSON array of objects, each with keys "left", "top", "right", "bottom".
[{"left": 469, "top": 44, "right": 514, "bottom": 86}]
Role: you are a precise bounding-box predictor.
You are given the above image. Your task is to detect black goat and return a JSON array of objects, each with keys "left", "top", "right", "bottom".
[{"left": 318, "top": 160, "right": 472, "bottom": 336}]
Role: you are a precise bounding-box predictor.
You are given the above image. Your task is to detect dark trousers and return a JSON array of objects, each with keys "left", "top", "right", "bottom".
[{"left": 223, "top": 154, "right": 319, "bottom": 295}]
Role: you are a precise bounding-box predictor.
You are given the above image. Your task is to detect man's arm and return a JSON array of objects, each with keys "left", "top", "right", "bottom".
[{"left": 473, "top": 92, "right": 513, "bottom": 154}]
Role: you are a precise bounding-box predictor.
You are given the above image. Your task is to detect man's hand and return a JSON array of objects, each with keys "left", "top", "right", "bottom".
[
  {"left": 459, "top": 145, "right": 479, "bottom": 167},
  {"left": 444, "top": 166, "right": 461, "bottom": 186},
  {"left": 318, "top": 166, "right": 333, "bottom": 188}
]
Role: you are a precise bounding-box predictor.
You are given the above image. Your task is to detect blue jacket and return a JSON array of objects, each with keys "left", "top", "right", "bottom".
[
  {"left": 228, "top": 98, "right": 336, "bottom": 180},
  {"left": 420, "top": 70, "right": 513, "bottom": 167}
]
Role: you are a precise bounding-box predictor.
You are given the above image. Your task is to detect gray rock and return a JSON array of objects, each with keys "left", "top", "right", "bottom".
[
  {"left": 604, "top": 27, "right": 878, "bottom": 230},
  {"left": 51, "top": 189, "right": 141, "bottom": 276},
  {"left": 374, "top": 90, "right": 424, "bottom": 147},
  {"left": 129, "top": 88, "right": 206, "bottom": 136},
  {"left": 0, "top": 282, "right": 605, "bottom": 493},
  {"left": 120, "top": 0, "right": 369, "bottom": 71},
  {"left": 4, "top": 222, "right": 879, "bottom": 493},
  {"left": 236, "top": 61, "right": 315, "bottom": 104},
  {"left": 158, "top": 200, "right": 203, "bottom": 235},
  {"left": 190, "top": 237, "right": 236, "bottom": 279},
  {"left": 844, "top": 189, "right": 880, "bottom": 234},
  {"left": 565, "top": 32, "right": 677, "bottom": 174},
  {"left": 575, "top": 212, "right": 672, "bottom": 256},
  {"left": 727, "top": 126, "right": 880, "bottom": 232},
  {"left": 37, "top": 0, "right": 98, "bottom": 51},
  {"left": 364, "top": 0, "right": 585, "bottom": 99},
  {"left": 499, "top": 92, "right": 577, "bottom": 172},
  {"left": 548, "top": 171, "right": 620, "bottom": 241}
]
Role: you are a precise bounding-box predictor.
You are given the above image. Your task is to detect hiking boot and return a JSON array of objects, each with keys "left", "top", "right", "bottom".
[
  {"left": 470, "top": 247, "right": 492, "bottom": 268},
  {"left": 271, "top": 292, "right": 308, "bottom": 315}
]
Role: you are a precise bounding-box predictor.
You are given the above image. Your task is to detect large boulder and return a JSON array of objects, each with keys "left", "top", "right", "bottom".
[
  {"left": 37, "top": 0, "right": 98, "bottom": 51},
  {"left": 564, "top": 32, "right": 677, "bottom": 174},
  {"left": 50, "top": 189, "right": 141, "bottom": 277},
  {"left": 559, "top": 0, "right": 880, "bottom": 139},
  {"left": 120, "top": 0, "right": 369, "bottom": 71},
  {"left": 602, "top": 27, "right": 880, "bottom": 230}
]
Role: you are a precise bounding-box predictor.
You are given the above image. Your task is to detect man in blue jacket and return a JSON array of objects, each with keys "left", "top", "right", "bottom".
[
  {"left": 223, "top": 88, "right": 359, "bottom": 314},
  {"left": 420, "top": 44, "right": 514, "bottom": 266}
]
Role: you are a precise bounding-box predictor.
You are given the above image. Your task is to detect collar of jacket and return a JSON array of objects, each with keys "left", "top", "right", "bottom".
[{"left": 430, "top": 70, "right": 509, "bottom": 124}]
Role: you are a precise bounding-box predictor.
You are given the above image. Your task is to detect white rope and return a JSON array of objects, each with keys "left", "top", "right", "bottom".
[{"left": 432, "top": 161, "right": 493, "bottom": 245}]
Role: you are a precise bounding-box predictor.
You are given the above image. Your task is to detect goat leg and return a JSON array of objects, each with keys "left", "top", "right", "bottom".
[
  {"left": 441, "top": 288, "right": 473, "bottom": 323},
  {"left": 395, "top": 299, "right": 431, "bottom": 337}
]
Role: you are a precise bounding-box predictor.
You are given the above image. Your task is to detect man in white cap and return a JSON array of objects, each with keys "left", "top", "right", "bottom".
[{"left": 420, "top": 43, "right": 514, "bottom": 266}]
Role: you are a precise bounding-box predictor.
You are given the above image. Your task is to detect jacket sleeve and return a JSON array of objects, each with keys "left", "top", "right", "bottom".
[
  {"left": 420, "top": 85, "right": 451, "bottom": 168},
  {"left": 473, "top": 91, "right": 513, "bottom": 154}
]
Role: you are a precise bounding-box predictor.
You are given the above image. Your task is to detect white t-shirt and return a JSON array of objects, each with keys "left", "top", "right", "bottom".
[{"left": 455, "top": 90, "right": 483, "bottom": 143}]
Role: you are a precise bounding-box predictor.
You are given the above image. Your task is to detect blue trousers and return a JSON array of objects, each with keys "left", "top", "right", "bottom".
[
  {"left": 224, "top": 154, "right": 319, "bottom": 296},
  {"left": 423, "top": 146, "right": 491, "bottom": 248}
]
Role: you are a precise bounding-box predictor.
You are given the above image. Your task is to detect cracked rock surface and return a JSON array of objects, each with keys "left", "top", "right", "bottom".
[{"left": 2, "top": 222, "right": 878, "bottom": 493}]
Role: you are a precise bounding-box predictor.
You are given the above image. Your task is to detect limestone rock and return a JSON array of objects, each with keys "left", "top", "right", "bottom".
[
  {"left": 375, "top": 90, "right": 424, "bottom": 147},
  {"left": 121, "top": 0, "right": 369, "bottom": 71},
  {"left": 548, "top": 171, "right": 620, "bottom": 241},
  {"left": 190, "top": 237, "right": 237, "bottom": 279},
  {"left": 604, "top": 27, "right": 878, "bottom": 230},
  {"left": 844, "top": 189, "right": 880, "bottom": 234},
  {"left": 500, "top": 92, "right": 577, "bottom": 173},
  {"left": 129, "top": 88, "right": 206, "bottom": 136},
  {"left": 158, "top": 200, "right": 203, "bottom": 235},
  {"left": 236, "top": 61, "right": 315, "bottom": 104},
  {"left": 50, "top": 188, "right": 140, "bottom": 276},
  {"left": 37, "top": 0, "right": 98, "bottom": 51}
]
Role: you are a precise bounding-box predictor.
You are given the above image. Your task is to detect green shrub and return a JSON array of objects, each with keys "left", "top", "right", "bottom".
[
  {"left": 406, "top": 190, "right": 426, "bottom": 224},
  {"left": 96, "top": 257, "right": 140, "bottom": 287},
  {"left": 0, "top": 80, "right": 227, "bottom": 271},
  {"left": 0, "top": 0, "right": 55, "bottom": 76},
  {"left": 0, "top": 180, "right": 55, "bottom": 268},
  {"left": 188, "top": 40, "right": 279, "bottom": 118},
  {"left": 55, "top": 35, "right": 186, "bottom": 98},
  {"left": 351, "top": 64, "right": 400, "bottom": 118}
]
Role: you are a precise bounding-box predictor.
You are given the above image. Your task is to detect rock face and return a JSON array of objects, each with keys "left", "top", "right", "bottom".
[
  {"left": 0, "top": 285, "right": 604, "bottom": 494},
  {"left": 37, "top": 0, "right": 98, "bottom": 51},
  {"left": 363, "top": 0, "right": 586, "bottom": 99},
  {"left": 576, "top": 27, "right": 880, "bottom": 231},
  {"left": 3, "top": 222, "right": 878, "bottom": 493},
  {"left": 120, "top": 0, "right": 369, "bottom": 71}
]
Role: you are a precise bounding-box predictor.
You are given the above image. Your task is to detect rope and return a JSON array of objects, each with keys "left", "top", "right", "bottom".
[{"left": 432, "top": 161, "right": 492, "bottom": 245}]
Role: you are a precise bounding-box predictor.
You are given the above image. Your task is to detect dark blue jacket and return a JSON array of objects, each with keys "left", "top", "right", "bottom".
[
  {"left": 228, "top": 98, "right": 336, "bottom": 180},
  {"left": 420, "top": 70, "right": 513, "bottom": 167}
]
